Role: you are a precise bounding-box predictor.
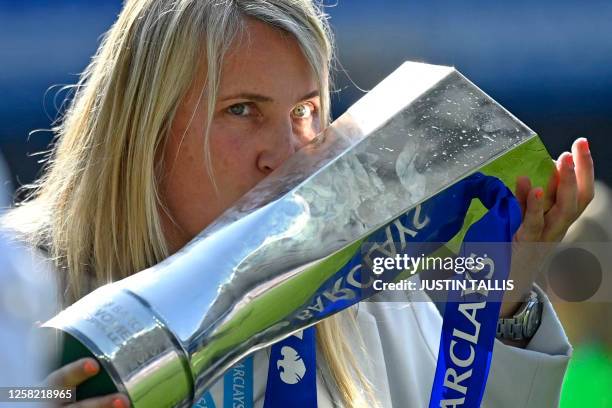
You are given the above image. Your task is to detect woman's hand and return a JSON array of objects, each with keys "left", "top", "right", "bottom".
[
  {"left": 501, "top": 137, "right": 594, "bottom": 318},
  {"left": 47, "top": 358, "right": 130, "bottom": 408}
]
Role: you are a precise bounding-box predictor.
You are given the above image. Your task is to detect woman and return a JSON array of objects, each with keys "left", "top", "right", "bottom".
[{"left": 2, "top": 0, "right": 594, "bottom": 407}]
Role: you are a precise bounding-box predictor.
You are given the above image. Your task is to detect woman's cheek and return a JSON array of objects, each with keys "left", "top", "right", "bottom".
[{"left": 210, "top": 127, "right": 259, "bottom": 175}]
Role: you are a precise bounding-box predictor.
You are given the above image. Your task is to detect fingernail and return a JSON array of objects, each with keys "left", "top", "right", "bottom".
[
  {"left": 564, "top": 153, "right": 574, "bottom": 169},
  {"left": 83, "top": 360, "right": 98, "bottom": 375},
  {"left": 581, "top": 138, "right": 590, "bottom": 152},
  {"left": 112, "top": 398, "right": 127, "bottom": 408},
  {"left": 535, "top": 189, "right": 544, "bottom": 200}
]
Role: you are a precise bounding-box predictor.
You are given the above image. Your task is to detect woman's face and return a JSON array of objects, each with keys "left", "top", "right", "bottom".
[{"left": 159, "top": 19, "right": 322, "bottom": 253}]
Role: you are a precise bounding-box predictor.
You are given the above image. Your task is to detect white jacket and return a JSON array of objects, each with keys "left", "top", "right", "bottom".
[{"left": 201, "top": 284, "right": 571, "bottom": 408}]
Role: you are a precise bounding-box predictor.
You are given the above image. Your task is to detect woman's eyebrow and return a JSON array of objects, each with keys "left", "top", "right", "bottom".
[
  {"left": 219, "top": 90, "right": 319, "bottom": 103},
  {"left": 300, "top": 90, "right": 319, "bottom": 101},
  {"left": 219, "top": 92, "right": 274, "bottom": 102}
]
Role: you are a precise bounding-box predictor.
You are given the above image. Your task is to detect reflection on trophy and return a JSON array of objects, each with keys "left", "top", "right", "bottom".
[{"left": 45, "top": 61, "right": 554, "bottom": 407}]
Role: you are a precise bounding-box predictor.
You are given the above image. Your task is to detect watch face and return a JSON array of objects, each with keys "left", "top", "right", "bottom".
[{"left": 524, "top": 301, "right": 543, "bottom": 337}]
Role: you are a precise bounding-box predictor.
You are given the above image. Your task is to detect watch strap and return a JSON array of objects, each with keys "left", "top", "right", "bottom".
[
  {"left": 496, "top": 290, "right": 541, "bottom": 341},
  {"left": 496, "top": 315, "right": 527, "bottom": 341}
]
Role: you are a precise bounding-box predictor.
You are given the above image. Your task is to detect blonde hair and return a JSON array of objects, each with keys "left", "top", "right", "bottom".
[{"left": 3, "top": 0, "right": 376, "bottom": 406}]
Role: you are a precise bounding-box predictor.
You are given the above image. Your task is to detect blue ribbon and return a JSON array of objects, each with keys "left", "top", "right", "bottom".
[
  {"left": 428, "top": 175, "right": 521, "bottom": 407},
  {"left": 263, "top": 173, "right": 519, "bottom": 408},
  {"left": 193, "top": 391, "right": 216, "bottom": 408},
  {"left": 264, "top": 327, "right": 318, "bottom": 408},
  {"left": 195, "top": 173, "right": 520, "bottom": 408},
  {"left": 223, "top": 355, "right": 254, "bottom": 408},
  {"left": 193, "top": 356, "right": 254, "bottom": 408}
]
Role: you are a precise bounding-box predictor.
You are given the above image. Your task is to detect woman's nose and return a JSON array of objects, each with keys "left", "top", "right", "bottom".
[{"left": 256, "top": 120, "right": 308, "bottom": 174}]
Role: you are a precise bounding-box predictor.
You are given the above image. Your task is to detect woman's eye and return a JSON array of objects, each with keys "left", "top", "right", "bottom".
[
  {"left": 291, "top": 103, "right": 314, "bottom": 119},
  {"left": 227, "top": 103, "right": 252, "bottom": 117}
]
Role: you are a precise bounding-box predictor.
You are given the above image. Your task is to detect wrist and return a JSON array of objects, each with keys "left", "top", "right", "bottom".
[
  {"left": 499, "top": 300, "right": 522, "bottom": 318},
  {"left": 499, "top": 282, "right": 533, "bottom": 318}
]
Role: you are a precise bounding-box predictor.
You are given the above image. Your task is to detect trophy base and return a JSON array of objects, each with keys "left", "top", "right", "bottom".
[{"left": 44, "top": 285, "right": 194, "bottom": 407}]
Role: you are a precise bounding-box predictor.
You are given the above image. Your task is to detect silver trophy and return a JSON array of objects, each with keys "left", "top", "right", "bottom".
[{"left": 45, "top": 61, "right": 542, "bottom": 407}]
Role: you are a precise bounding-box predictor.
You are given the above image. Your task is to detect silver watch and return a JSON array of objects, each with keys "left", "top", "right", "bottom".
[{"left": 496, "top": 290, "right": 543, "bottom": 341}]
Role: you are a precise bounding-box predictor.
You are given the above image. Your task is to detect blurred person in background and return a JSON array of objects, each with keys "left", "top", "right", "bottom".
[
  {"left": 0, "top": 152, "right": 11, "bottom": 209},
  {"left": 554, "top": 181, "right": 612, "bottom": 408},
  {"left": 0, "top": 152, "right": 57, "bottom": 407}
]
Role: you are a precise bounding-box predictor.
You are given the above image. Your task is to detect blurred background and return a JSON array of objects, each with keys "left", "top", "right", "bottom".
[{"left": 1, "top": 0, "right": 610, "bottom": 406}]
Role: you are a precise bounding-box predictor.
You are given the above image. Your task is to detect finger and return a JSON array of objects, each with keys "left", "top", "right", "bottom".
[
  {"left": 544, "top": 166, "right": 559, "bottom": 213},
  {"left": 514, "top": 187, "right": 545, "bottom": 242},
  {"left": 67, "top": 393, "right": 129, "bottom": 408},
  {"left": 515, "top": 175, "right": 532, "bottom": 217},
  {"left": 47, "top": 358, "right": 99, "bottom": 388},
  {"left": 571, "top": 137, "right": 595, "bottom": 212},
  {"left": 553, "top": 152, "right": 578, "bottom": 220},
  {"left": 543, "top": 152, "right": 579, "bottom": 240}
]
